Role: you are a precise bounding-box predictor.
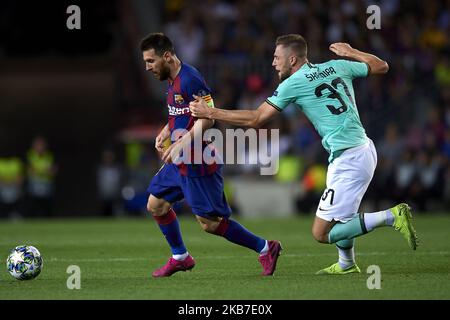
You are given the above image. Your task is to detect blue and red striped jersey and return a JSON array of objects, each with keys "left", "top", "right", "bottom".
[{"left": 166, "top": 63, "right": 220, "bottom": 177}]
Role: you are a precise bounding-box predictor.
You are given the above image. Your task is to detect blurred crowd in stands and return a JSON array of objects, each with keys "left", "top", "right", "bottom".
[
  {"left": 157, "top": 0, "right": 450, "bottom": 212},
  {"left": 0, "top": 136, "right": 57, "bottom": 219},
  {"left": 98, "top": 0, "right": 450, "bottom": 215},
  {"left": 2, "top": 0, "right": 448, "bottom": 217}
]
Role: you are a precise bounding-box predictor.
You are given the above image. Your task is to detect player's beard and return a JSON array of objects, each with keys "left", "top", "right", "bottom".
[
  {"left": 279, "top": 66, "right": 291, "bottom": 82},
  {"left": 158, "top": 64, "right": 171, "bottom": 81}
]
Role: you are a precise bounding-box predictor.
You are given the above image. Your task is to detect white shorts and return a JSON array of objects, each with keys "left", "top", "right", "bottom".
[{"left": 315, "top": 139, "right": 377, "bottom": 223}]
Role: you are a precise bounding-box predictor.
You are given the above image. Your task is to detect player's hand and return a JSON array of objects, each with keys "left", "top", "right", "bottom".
[
  {"left": 162, "top": 139, "right": 183, "bottom": 164},
  {"left": 155, "top": 134, "right": 165, "bottom": 153},
  {"left": 189, "top": 95, "right": 211, "bottom": 119},
  {"left": 329, "top": 42, "right": 355, "bottom": 57}
]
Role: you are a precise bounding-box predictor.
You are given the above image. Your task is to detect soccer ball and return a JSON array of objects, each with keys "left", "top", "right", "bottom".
[{"left": 6, "top": 245, "right": 43, "bottom": 280}]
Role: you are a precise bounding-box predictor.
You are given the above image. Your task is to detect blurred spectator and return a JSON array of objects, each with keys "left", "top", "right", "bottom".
[
  {"left": 97, "top": 149, "right": 123, "bottom": 216},
  {"left": 444, "top": 163, "right": 450, "bottom": 209},
  {"left": 393, "top": 148, "right": 417, "bottom": 204},
  {"left": 292, "top": 113, "right": 320, "bottom": 157},
  {"left": 0, "top": 155, "right": 24, "bottom": 219},
  {"left": 237, "top": 74, "right": 269, "bottom": 110},
  {"left": 296, "top": 162, "right": 327, "bottom": 214},
  {"left": 275, "top": 150, "right": 303, "bottom": 184},
  {"left": 415, "top": 151, "right": 446, "bottom": 211},
  {"left": 435, "top": 55, "right": 450, "bottom": 87},
  {"left": 122, "top": 141, "right": 153, "bottom": 215},
  {"left": 377, "top": 123, "right": 404, "bottom": 173},
  {"left": 164, "top": 8, "right": 204, "bottom": 65},
  {"left": 424, "top": 107, "right": 446, "bottom": 147},
  {"left": 26, "top": 136, "right": 57, "bottom": 217},
  {"left": 442, "top": 129, "right": 450, "bottom": 159}
]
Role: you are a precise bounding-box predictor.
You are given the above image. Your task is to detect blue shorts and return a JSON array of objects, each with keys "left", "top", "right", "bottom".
[{"left": 147, "top": 164, "right": 232, "bottom": 219}]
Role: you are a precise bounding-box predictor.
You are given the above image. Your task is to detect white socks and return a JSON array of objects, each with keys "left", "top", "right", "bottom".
[
  {"left": 337, "top": 246, "right": 355, "bottom": 269},
  {"left": 334, "top": 209, "right": 395, "bottom": 269},
  {"left": 173, "top": 252, "right": 189, "bottom": 261},
  {"left": 363, "top": 209, "right": 394, "bottom": 231},
  {"left": 259, "top": 240, "right": 269, "bottom": 256}
]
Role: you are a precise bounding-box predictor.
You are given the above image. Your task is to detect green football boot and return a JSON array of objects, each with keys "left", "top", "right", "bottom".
[
  {"left": 315, "top": 262, "right": 361, "bottom": 275},
  {"left": 391, "top": 203, "right": 418, "bottom": 250}
]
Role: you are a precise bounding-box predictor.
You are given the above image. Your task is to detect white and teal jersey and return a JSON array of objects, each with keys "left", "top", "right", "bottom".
[{"left": 266, "top": 60, "right": 370, "bottom": 163}]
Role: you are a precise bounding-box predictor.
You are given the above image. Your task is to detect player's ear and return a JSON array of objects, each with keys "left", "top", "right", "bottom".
[
  {"left": 289, "top": 55, "right": 297, "bottom": 66},
  {"left": 163, "top": 51, "right": 171, "bottom": 62}
]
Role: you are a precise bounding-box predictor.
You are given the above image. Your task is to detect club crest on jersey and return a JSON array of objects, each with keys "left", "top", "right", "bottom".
[{"left": 174, "top": 94, "right": 185, "bottom": 104}]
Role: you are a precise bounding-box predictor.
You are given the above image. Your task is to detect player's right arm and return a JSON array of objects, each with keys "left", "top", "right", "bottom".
[
  {"left": 189, "top": 97, "right": 279, "bottom": 128},
  {"left": 155, "top": 123, "right": 170, "bottom": 153},
  {"left": 329, "top": 42, "right": 389, "bottom": 75}
]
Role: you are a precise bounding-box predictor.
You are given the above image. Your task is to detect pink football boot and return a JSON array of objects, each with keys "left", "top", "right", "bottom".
[
  {"left": 152, "top": 255, "right": 196, "bottom": 277},
  {"left": 258, "top": 240, "right": 282, "bottom": 276}
]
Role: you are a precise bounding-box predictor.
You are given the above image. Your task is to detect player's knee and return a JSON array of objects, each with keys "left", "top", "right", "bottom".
[
  {"left": 147, "top": 204, "right": 165, "bottom": 216},
  {"left": 200, "top": 223, "right": 213, "bottom": 233},
  {"left": 196, "top": 216, "right": 221, "bottom": 234},
  {"left": 147, "top": 196, "right": 168, "bottom": 216},
  {"left": 312, "top": 228, "right": 329, "bottom": 244},
  {"left": 202, "top": 221, "right": 221, "bottom": 234}
]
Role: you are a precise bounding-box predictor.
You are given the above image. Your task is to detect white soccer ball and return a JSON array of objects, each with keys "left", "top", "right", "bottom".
[{"left": 6, "top": 245, "right": 43, "bottom": 280}]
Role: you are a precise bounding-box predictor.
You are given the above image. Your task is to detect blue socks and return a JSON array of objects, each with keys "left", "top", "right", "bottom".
[
  {"left": 154, "top": 209, "right": 266, "bottom": 255},
  {"left": 153, "top": 208, "right": 187, "bottom": 255},
  {"left": 215, "top": 218, "right": 267, "bottom": 253}
]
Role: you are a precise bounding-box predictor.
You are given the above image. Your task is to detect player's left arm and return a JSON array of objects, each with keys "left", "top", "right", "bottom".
[{"left": 329, "top": 42, "right": 389, "bottom": 75}]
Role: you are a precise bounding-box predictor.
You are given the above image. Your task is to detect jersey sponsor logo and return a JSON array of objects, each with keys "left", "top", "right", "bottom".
[
  {"left": 305, "top": 67, "right": 336, "bottom": 82},
  {"left": 174, "top": 94, "right": 185, "bottom": 104},
  {"left": 168, "top": 105, "right": 190, "bottom": 116}
]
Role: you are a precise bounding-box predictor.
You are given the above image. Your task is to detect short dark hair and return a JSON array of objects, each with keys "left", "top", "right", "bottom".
[
  {"left": 275, "top": 34, "right": 307, "bottom": 59},
  {"left": 140, "top": 32, "right": 175, "bottom": 56}
]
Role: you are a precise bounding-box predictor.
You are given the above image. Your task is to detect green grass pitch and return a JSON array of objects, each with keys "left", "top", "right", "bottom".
[{"left": 0, "top": 214, "right": 449, "bottom": 299}]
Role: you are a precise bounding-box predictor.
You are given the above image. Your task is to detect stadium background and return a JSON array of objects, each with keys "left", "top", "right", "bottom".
[{"left": 1, "top": 0, "right": 448, "bottom": 218}]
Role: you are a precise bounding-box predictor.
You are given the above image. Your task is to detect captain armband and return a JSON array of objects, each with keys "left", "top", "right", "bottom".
[{"left": 202, "top": 94, "right": 215, "bottom": 108}]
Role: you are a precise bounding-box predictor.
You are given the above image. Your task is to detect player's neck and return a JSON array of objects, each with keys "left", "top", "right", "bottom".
[
  {"left": 169, "top": 57, "right": 182, "bottom": 82},
  {"left": 291, "top": 59, "right": 308, "bottom": 75}
]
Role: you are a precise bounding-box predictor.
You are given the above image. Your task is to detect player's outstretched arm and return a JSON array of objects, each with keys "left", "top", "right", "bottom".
[
  {"left": 189, "top": 95, "right": 278, "bottom": 128},
  {"left": 329, "top": 42, "right": 389, "bottom": 75}
]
